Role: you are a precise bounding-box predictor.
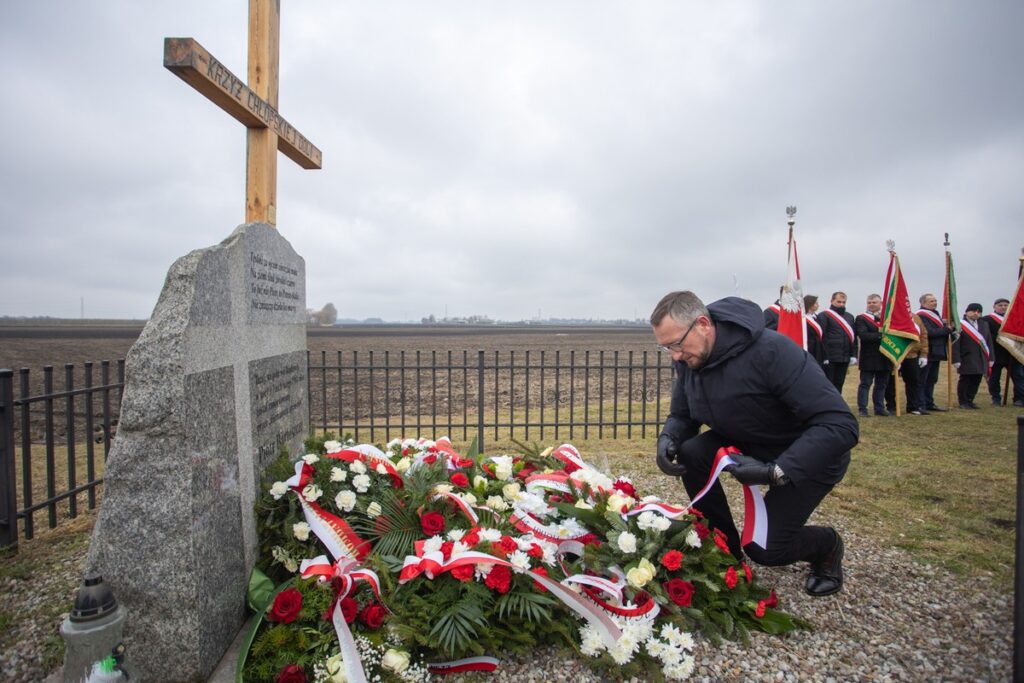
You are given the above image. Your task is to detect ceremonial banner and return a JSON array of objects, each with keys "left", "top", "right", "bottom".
[
  {"left": 880, "top": 250, "right": 919, "bottom": 365},
  {"left": 777, "top": 234, "right": 807, "bottom": 349},
  {"left": 942, "top": 249, "right": 961, "bottom": 338},
  {"left": 998, "top": 272, "right": 1024, "bottom": 364}
]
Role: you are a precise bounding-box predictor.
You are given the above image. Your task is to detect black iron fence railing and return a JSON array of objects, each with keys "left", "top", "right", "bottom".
[
  {"left": 307, "top": 349, "right": 676, "bottom": 452},
  {"left": 1, "top": 351, "right": 675, "bottom": 549},
  {"left": 0, "top": 362, "right": 124, "bottom": 550}
]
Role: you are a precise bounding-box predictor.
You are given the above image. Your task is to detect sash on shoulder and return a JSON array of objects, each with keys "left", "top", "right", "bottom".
[
  {"left": 959, "top": 319, "right": 990, "bottom": 375},
  {"left": 822, "top": 309, "right": 855, "bottom": 344},
  {"left": 917, "top": 309, "right": 944, "bottom": 328},
  {"left": 857, "top": 313, "right": 881, "bottom": 329}
]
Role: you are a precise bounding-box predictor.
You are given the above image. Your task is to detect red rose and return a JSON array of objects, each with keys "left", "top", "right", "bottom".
[
  {"left": 612, "top": 479, "right": 637, "bottom": 498},
  {"left": 755, "top": 600, "right": 767, "bottom": 618},
  {"left": 450, "top": 564, "right": 474, "bottom": 582},
  {"left": 276, "top": 664, "right": 306, "bottom": 683},
  {"left": 660, "top": 550, "right": 684, "bottom": 571},
  {"left": 456, "top": 458, "right": 474, "bottom": 468},
  {"left": 724, "top": 566, "right": 738, "bottom": 589},
  {"left": 450, "top": 472, "right": 469, "bottom": 487},
  {"left": 531, "top": 566, "right": 549, "bottom": 592},
  {"left": 485, "top": 565, "right": 512, "bottom": 593},
  {"left": 663, "top": 578, "right": 695, "bottom": 607},
  {"left": 422, "top": 454, "right": 438, "bottom": 465},
  {"left": 339, "top": 596, "right": 358, "bottom": 624},
  {"left": 267, "top": 588, "right": 303, "bottom": 623},
  {"left": 359, "top": 603, "right": 387, "bottom": 630},
  {"left": 713, "top": 534, "right": 731, "bottom": 555},
  {"left": 742, "top": 563, "right": 753, "bottom": 583},
  {"left": 420, "top": 511, "right": 446, "bottom": 536}
]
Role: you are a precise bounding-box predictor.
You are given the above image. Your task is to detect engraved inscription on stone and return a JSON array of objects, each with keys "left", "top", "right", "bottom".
[
  {"left": 248, "top": 250, "right": 301, "bottom": 313},
  {"left": 249, "top": 351, "right": 308, "bottom": 471}
]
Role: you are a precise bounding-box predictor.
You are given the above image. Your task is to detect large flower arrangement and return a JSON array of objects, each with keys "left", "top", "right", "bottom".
[{"left": 241, "top": 435, "right": 805, "bottom": 682}]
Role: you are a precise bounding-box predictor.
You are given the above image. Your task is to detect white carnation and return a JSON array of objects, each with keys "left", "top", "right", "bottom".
[
  {"left": 330, "top": 467, "right": 347, "bottom": 482},
  {"left": 685, "top": 529, "right": 701, "bottom": 548},
  {"left": 366, "top": 501, "right": 382, "bottom": 518},
  {"left": 375, "top": 463, "right": 389, "bottom": 475},
  {"left": 459, "top": 492, "right": 478, "bottom": 506},
  {"left": 352, "top": 474, "right": 371, "bottom": 493},
  {"left": 349, "top": 460, "right": 367, "bottom": 475},
  {"left": 269, "top": 481, "right": 289, "bottom": 500},
  {"left": 617, "top": 532, "right": 638, "bottom": 554},
  {"left": 473, "top": 475, "right": 488, "bottom": 489},
  {"left": 301, "top": 484, "right": 323, "bottom": 502},
  {"left": 302, "top": 453, "right": 319, "bottom": 465},
  {"left": 323, "top": 440, "right": 342, "bottom": 453},
  {"left": 335, "top": 490, "right": 356, "bottom": 512},
  {"left": 292, "top": 521, "right": 311, "bottom": 541}
]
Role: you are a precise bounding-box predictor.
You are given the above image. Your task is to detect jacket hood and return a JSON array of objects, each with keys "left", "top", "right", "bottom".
[{"left": 703, "top": 297, "right": 765, "bottom": 369}]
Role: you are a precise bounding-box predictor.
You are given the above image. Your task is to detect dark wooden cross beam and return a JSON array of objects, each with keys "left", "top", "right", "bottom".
[{"left": 163, "top": 0, "right": 321, "bottom": 227}]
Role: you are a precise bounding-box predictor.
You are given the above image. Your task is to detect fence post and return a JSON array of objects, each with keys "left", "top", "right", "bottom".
[
  {"left": 1015, "top": 414, "right": 1024, "bottom": 681},
  {"left": 477, "top": 350, "right": 485, "bottom": 455},
  {"left": 1, "top": 369, "right": 17, "bottom": 550}
]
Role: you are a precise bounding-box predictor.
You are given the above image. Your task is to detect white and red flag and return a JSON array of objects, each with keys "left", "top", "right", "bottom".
[
  {"left": 998, "top": 270, "right": 1024, "bottom": 364},
  {"left": 776, "top": 232, "right": 807, "bottom": 349}
]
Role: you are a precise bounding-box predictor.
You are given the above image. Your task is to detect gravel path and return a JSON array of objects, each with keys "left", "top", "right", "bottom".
[{"left": 1, "top": 488, "right": 1012, "bottom": 682}]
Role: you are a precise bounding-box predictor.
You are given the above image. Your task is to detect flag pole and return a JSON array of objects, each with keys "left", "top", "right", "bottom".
[
  {"left": 890, "top": 241, "right": 902, "bottom": 417},
  {"left": 1004, "top": 248, "right": 1024, "bottom": 405},
  {"left": 945, "top": 233, "right": 955, "bottom": 409}
]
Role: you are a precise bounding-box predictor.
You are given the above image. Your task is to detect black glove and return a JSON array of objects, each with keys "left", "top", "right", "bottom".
[
  {"left": 724, "top": 453, "right": 788, "bottom": 486},
  {"left": 656, "top": 434, "right": 686, "bottom": 477}
]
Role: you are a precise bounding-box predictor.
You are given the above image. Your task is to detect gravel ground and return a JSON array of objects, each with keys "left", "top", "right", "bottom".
[{"left": 1, "top": 484, "right": 1012, "bottom": 682}]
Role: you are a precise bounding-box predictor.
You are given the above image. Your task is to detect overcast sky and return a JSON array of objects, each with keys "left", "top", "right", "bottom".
[{"left": 2, "top": 2, "right": 1022, "bottom": 322}]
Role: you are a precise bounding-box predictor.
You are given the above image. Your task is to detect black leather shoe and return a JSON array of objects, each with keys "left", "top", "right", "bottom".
[
  {"left": 874, "top": 409, "right": 890, "bottom": 417},
  {"left": 805, "top": 530, "right": 844, "bottom": 597},
  {"left": 858, "top": 409, "right": 869, "bottom": 417},
  {"left": 960, "top": 403, "right": 980, "bottom": 410},
  {"left": 926, "top": 405, "right": 947, "bottom": 412}
]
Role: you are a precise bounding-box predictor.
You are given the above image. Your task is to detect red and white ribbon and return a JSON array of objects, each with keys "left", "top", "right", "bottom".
[
  {"left": 509, "top": 511, "right": 590, "bottom": 545},
  {"left": 623, "top": 501, "right": 690, "bottom": 520},
  {"left": 917, "top": 308, "right": 944, "bottom": 327},
  {"left": 822, "top": 309, "right": 855, "bottom": 344},
  {"left": 285, "top": 461, "right": 371, "bottom": 560},
  {"left": 432, "top": 491, "right": 479, "bottom": 525},
  {"left": 960, "top": 319, "right": 991, "bottom": 376},
  {"left": 299, "top": 555, "right": 383, "bottom": 603},
  {"left": 427, "top": 656, "right": 499, "bottom": 675},
  {"left": 688, "top": 447, "right": 768, "bottom": 549},
  {"left": 326, "top": 446, "right": 404, "bottom": 489},
  {"left": 331, "top": 600, "right": 368, "bottom": 683},
  {"left": 550, "top": 444, "right": 587, "bottom": 472},
  {"left": 524, "top": 471, "right": 573, "bottom": 495}
]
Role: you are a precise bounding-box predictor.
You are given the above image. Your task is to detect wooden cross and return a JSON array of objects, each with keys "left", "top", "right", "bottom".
[{"left": 163, "top": 0, "right": 322, "bottom": 227}]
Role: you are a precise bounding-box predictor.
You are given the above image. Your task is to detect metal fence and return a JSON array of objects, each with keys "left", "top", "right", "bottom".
[
  {"left": 1, "top": 350, "right": 676, "bottom": 548},
  {"left": 0, "top": 362, "right": 124, "bottom": 549},
  {"left": 307, "top": 348, "right": 676, "bottom": 452}
]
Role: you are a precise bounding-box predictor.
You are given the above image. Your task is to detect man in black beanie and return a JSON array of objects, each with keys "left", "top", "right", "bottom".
[{"left": 953, "top": 303, "right": 994, "bottom": 409}]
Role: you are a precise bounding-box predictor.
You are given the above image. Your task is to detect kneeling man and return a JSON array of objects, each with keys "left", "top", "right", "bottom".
[{"left": 651, "top": 291, "right": 859, "bottom": 596}]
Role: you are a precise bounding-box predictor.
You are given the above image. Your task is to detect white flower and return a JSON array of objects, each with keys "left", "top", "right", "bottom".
[
  {"left": 386, "top": 438, "right": 402, "bottom": 450},
  {"left": 269, "top": 481, "right": 289, "bottom": 500},
  {"left": 366, "top": 501, "right": 382, "bottom": 518},
  {"left": 381, "top": 648, "right": 410, "bottom": 673},
  {"left": 271, "top": 546, "right": 298, "bottom": 573},
  {"left": 447, "top": 528, "right": 466, "bottom": 541},
  {"left": 301, "top": 453, "right": 319, "bottom": 465},
  {"left": 641, "top": 494, "right": 662, "bottom": 504},
  {"left": 301, "top": 484, "right": 323, "bottom": 502},
  {"left": 395, "top": 457, "right": 412, "bottom": 473},
  {"left": 434, "top": 484, "right": 453, "bottom": 495},
  {"left": 474, "top": 564, "right": 493, "bottom": 579},
  {"left": 323, "top": 440, "right": 342, "bottom": 453},
  {"left": 652, "top": 515, "right": 671, "bottom": 531},
  {"left": 637, "top": 511, "right": 671, "bottom": 532},
  {"left": 607, "top": 492, "right": 634, "bottom": 513},
  {"left": 375, "top": 462, "right": 389, "bottom": 475},
  {"left": 330, "top": 467, "right": 347, "bottom": 482},
  {"left": 349, "top": 460, "right": 367, "bottom": 475},
  {"left": 451, "top": 541, "right": 469, "bottom": 556},
  {"left": 645, "top": 637, "right": 666, "bottom": 659},
  {"left": 352, "top": 474, "right": 371, "bottom": 493},
  {"left": 486, "top": 496, "right": 509, "bottom": 512},
  {"left": 459, "top": 492, "right": 478, "bottom": 506},
  {"left": 502, "top": 482, "right": 521, "bottom": 500},
  {"left": 479, "top": 527, "right": 502, "bottom": 542},
  {"left": 491, "top": 455, "right": 514, "bottom": 480},
  {"left": 626, "top": 558, "right": 656, "bottom": 588},
  {"left": 292, "top": 521, "right": 311, "bottom": 541},
  {"left": 685, "top": 529, "right": 701, "bottom": 548},
  {"left": 664, "top": 655, "right": 695, "bottom": 681},
  {"left": 660, "top": 624, "right": 695, "bottom": 649},
  {"left": 325, "top": 653, "right": 347, "bottom": 682},
  {"left": 473, "top": 475, "right": 488, "bottom": 489},
  {"left": 508, "top": 550, "right": 531, "bottom": 570},
  {"left": 617, "top": 532, "right": 638, "bottom": 554},
  {"left": 423, "top": 535, "right": 443, "bottom": 553},
  {"left": 580, "top": 625, "right": 605, "bottom": 657},
  {"left": 574, "top": 499, "right": 594, "bottom": 510},
  {"left": 335, "top": 490, "right": 356, "bottom": 512}
]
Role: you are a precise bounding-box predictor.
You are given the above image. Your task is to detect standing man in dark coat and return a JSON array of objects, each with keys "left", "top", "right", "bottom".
[
  {"left": 854, "top": 294, "right": 891, "bottom": 417},
  {"left": 764, "top": 299, "right": 781, "bottom": 331},
  {"left": 983, "top": 298, "right": 1024, "bottom": 407},
  {"left": 818, "top": 291, "right": 859, "bottom": 394},
  {"left": 916, "top": 292, "right": 954, "bottom": 411},
  {"left": 953, "top": 303, "right": 994, "bottom": 409},
  {"left": 652, "top": 291, "right": 859, "bottom": 597},
  {"left": 804, "top": 294, "right": 826, "bottom": 368}
]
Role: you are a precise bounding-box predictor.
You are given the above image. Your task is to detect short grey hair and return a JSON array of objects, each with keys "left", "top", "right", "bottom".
[
  {"left": 919, "top": 292, "right": 934, "bottom": 306},
  {"left": 650, "top": 291, "right": 709, "bottom": 326}
]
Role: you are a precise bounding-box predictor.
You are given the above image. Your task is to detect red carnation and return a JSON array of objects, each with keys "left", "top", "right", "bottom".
[
  {"left": 450, "top": 472, "right": 469, "bottom": 488},
  {"left": 450, "top": 564, "right": 474, "bottom": 582},
  {"left": 485, "top": 565, "right": 513, "bottom": 594},
  {"left": 663, "top": 578, "right": 695, "bottom": 607},
  {"left": 713, "top": 534, "right": 731, "bottom": 555},
  {"left": 724, "top": 566, "right": 738, "bottom": 589},
  {"left": 420, "top": 511, "right": 446, "bottom": 536},
  {"left": 462, "top": 530, "right": 480, "bottom": 547},
  {"left": 339, "top": 597, "right": 358, "bottom": 624},
  {"left": 359, "top": 603, "right": 387, "bottom": 630},
  {"left": 267, "top": 588, "right": 303, "bottom": 623},
  {"left": 422, "top": 454, "right": 437, "bottom": 465},
  {"left": 276, "top": 664, "right": 306, "bottom": 683},
  {"left": 456, "top": 458, "right": 474, "bottom": 468},
  {"left": 531, "top": 566, "right": 549, "bottom": 592},
  {"left": 660, "top": 550, "right": 683, "bottom": 571},
  {"left": 612, "top": 479, "right": 637, "bottom": 498},
  {"left": 499, "top": 536, "right": 519, "bottom": 554},
  {"left": 527, "top": 544, "right": 544, "bottom": 559},
  {"left": 743, "top": 563, "right": 753, "bottom": 583},
  {"left": 755, "top": 600, "right": 767, "bottom": 618},
  {"left": 693, "top": 522, "right": 710, "bottom": 541},
  {"left": 440, "top": 540, "right": 455, "bottom": 560}
]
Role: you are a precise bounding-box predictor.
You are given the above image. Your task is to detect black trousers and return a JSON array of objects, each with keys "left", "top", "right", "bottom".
[
  {"left": 824, "top": 361, "right": 850, "bottom": 393},
  {"left": 677, "top": 431, "right": 837, "bottom": 567},
  {"left": 857, "top": 369, "right": 889, "bottom": 412},
  {"left": 921, "top": 359, "right": 943, "bottom": 409},
  {"left": 900, "top": 359, "right": 923, "bottom": 412},
  {"left": 957, "top": 373, "right": 983, "bottom": 406},
  {"left": 989, "top": 360, "right": 1024, "bottom": 404}
]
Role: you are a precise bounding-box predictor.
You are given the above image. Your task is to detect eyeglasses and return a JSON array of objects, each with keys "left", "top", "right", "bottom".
[{"left": 657, "top": 318, "right": 698, "bottom": 353}]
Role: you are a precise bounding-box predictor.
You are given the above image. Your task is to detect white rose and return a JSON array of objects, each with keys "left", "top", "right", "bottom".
[
  {"left": 292, "top": 521, "right": 311, "bottom": 541},
  {"left": 375, "top": 463, "right": 389, "bottom": 475},
  {"left": 349, "top": 460, "right": 367, "bottom": 475},
  {"left": 335, "top": 490, "right": 356, "bottom": 512},
  {"left": 434, "top": 484, "right": 453, "bottom": 495},
  {"left": 626, "top": 558, "right": 656, "bottom": 589},
  {"left": 607, "top": 493, "right": 634, "bottom": 513},
  {"left": 395, "top": 457, "right": 412, "bottom": 473},
  {"left": 502, "top": 483, "right": 521, "bottom": 500},
  {"left": 473, "top": 475, "right": 488, "bottom": 490},
  {"left": 617, "top": 532, "right": 637, "bottom": 554},
  {"left": 352, "top": 474, "right": 371, "bottom": 493},
  {"left": 325, "top": 653, "right": 347, "bottom": 682},
  {"left": 330, "top": 467, "right": 347, "bottom": 482},
  {"left": 486, "top": 496, "right": 509, "bottom": 512},
  {"left": 269, "top": 481, "right": 288, "bottom": 500},
  {"left": 381, "top": 648, "right": 410, "bottom": 673},
  {"left": 302, "top": 484, "right": 323, "bottom": 502},
  {"left": 495, "top": 463, "right": 513, "bottom": 481},
  {"left": 302, "top": 453, "right": 319, "bottom": 465},
  {"left": 323, "top": 440, "right": 342, "bottom": 453},
  {"left": 460, "top": 492, "right": 477, "bottom": 506},
  {"left": 366, "top": 501, "right": 382, "bottom": 518}
]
